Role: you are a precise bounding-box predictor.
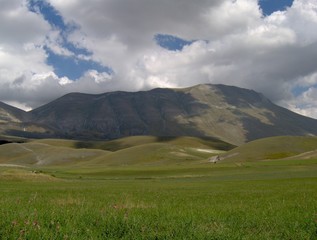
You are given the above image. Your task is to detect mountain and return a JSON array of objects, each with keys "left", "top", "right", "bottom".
[
  {"left": 0, "top": 101, "right": 54, "bottom": 139},
  {"left": 27, "top": 84, "right": 317, "bottom": 145},
  {"left": 0, "top": 101, "right": 28, "bottom": 123},
  {"left": 0, "top": 101, "right": 26, "bottom": 138}
]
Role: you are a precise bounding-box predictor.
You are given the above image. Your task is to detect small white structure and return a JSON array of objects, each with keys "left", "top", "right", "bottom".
[{"left": 208, "top": 155, "right": 220, "bottom": 163}]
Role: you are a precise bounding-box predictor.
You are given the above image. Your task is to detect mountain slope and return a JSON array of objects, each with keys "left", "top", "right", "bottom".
[
  {"left": 0, "top": 101, "right": 27, "bottom": 137},
  {"left": 0, "top": 101, "right": 28, "bottom": 123},
  {"left": 29, "top": 84, "right": 317, "bottom": 145},
  {"left": 0, "top": 101, "right": 54, "bottom": 139}
]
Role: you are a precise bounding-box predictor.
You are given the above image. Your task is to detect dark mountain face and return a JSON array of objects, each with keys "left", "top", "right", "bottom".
[
  {"left": 2, "top": 84, "right": 317, "bottom": 145},
  {"left": 30, "top": 89, "right": 209, "bottom": 139}
]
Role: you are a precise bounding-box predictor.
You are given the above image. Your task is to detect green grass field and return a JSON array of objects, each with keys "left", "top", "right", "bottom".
[{"left": 0, "top": 136, "right": 317, "bottom": 239}]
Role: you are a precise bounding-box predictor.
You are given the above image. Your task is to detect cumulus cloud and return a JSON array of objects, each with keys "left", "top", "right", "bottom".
[
  {"left": 0, "top": 0, "right": 49, "bottom": 46},
  {"left": 0, "top": 0, "right": 54, "bottom": 107},
  {"left": 287, "top": 86, "right": 317, "bottom": 119},
  {"left": 0, "top": 0, "right": 50, "bottom": 75},
  {"left": 0, "top": 0, "right": 317, "bottom": 119}
]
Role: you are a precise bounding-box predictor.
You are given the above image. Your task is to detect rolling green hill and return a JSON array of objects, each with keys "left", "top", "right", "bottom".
[
  {"left": 2, "top": 135, "right": 317, "bottom": 169},
  {"left": 0, "top": 136, "right": 232, "bottom": 168},
  {"left": 0, "top": 142, "right": 108, "bottom": 167},
  {"left": 2, "top": 135, "right": 316, "bottom": 169},
  {"left": 32, "top": 135, "right": 234, "bottom": 151},
  {"left": 220, "top": 136, "right": 317, "bottom": 162}
]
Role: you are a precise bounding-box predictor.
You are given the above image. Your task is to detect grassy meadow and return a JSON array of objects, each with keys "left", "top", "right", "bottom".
[{"left": 0, "top": 136, "right": 317, "bottom": 239}]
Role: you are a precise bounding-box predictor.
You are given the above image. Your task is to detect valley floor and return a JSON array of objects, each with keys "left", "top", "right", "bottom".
[{"left": 1, "top": 158, "right": 317, "bottom": 239}]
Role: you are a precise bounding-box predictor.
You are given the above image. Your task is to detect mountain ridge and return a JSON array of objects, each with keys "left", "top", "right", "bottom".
[{"left": 1, "top": 84, "right": 317, "bottom": 145}]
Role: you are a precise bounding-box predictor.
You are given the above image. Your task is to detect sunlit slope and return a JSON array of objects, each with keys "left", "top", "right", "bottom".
[
  {"left": 33, "top": 136, "right": 234, "bottom": 151},
  {"left": 87, "top": 142, "right": 227, "bottom": 167},
  {"left": 285, "top": 149, "right": 317, "bottom": 160},
  {"left": 0, "top": 168, "right": 59, "bottom": 181},
  {"left": 0, "top": 142, "right": 108, "bottom": 167},
  {"left": 30, "top": 139, "right": 79, "bottom": 148},
  {"left": 0, "top": 136, "right": 233, "bottom": 167},
  {"left": 0, "top": 101, "right": 55, "bottom": 138},
  {"left": 220, "top": 136, "right": 317, "bottom": 162}
]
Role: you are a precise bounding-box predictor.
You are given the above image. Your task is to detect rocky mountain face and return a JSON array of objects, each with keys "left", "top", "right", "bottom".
[{"left": 1, "top": 84, "right": 317, "bottom": 145}]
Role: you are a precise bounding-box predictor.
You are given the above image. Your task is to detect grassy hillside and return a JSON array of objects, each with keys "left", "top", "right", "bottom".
[
  {"left": 220, "top": 136, "right": 317, "bottom": 162},
  {"left": 2, "top": 135, "right": 317, "bottom": 170},
  {"left": 87, "top": 142, "right": 224, "bottom": 167},
  {"left": 33, "top": 135, "right": 234, "bottom": 151},
  {"left": 0, "top": 142, "right": 108, "bottom": 167},
  {"left": 3, "top": 135, "right": 317, "bottom": 170},
  {"left": 0, "top": 136, "right": 232, "bottom": 169}
]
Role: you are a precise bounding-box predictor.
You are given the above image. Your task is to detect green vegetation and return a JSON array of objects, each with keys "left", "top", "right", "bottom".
[
  {"left": 33, "top": 135, "right": 234, "bottom": 151},
  {"left": 221, "top": 136, "right": 317, "bottom": 162},
  {"left": 0, "top": 135, "right": 317, "bottom": 239},
  {"left": 0, "top": 136, "right": 232, "bottom": 168}
]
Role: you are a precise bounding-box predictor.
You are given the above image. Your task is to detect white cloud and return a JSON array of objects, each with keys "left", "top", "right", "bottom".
[
  {"left": 44, "top": 30, "right": 75, "bottom": 57},
  {"left": 286, "top": 86, "right": 317, "bottom": 119},
  {"left": 0, "top": 0, "right": 53, "bottom": 106},
  {"left": 0, "top": 0, "right": 317, "bottom": 120},
  {"left": 203, "top": 0, "right": 261, "bottom": 37},
  {"left": 0, "top": 0, "right": 49, "bottom": 46}
]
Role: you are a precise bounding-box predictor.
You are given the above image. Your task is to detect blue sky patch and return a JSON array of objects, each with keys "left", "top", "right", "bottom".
[
  {"left": 28, "top": 0, "right": 67, "bottom": 30},
  {"left": 45, "top": 47, "right": 112, "bottom": 80},
  {"left": 155, "top": 34, "right": 194, "bottom": 51},
  {"left": 292, "top": 84, "right": 317, "bottom": 97},
  {"left": 66, "top": 42, "right": 92, "bottom": 56},
  {"left": 259, "top": 0, "right": 294, "bottom": 16},
  {"left": 292, "top": 85, "right": 308, "bottom": 97},
  {"left": 28, "top": 0, "right": 111, "bottom": 80}
]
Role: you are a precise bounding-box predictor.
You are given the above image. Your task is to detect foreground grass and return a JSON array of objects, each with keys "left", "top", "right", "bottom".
[{"left": 1, "top": 160, "right": 317, "bottom": 239}]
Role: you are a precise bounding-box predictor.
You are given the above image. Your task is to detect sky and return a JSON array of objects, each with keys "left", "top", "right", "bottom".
[{"left": 0, "top": 0, "right": 317, "bottom": 119}]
